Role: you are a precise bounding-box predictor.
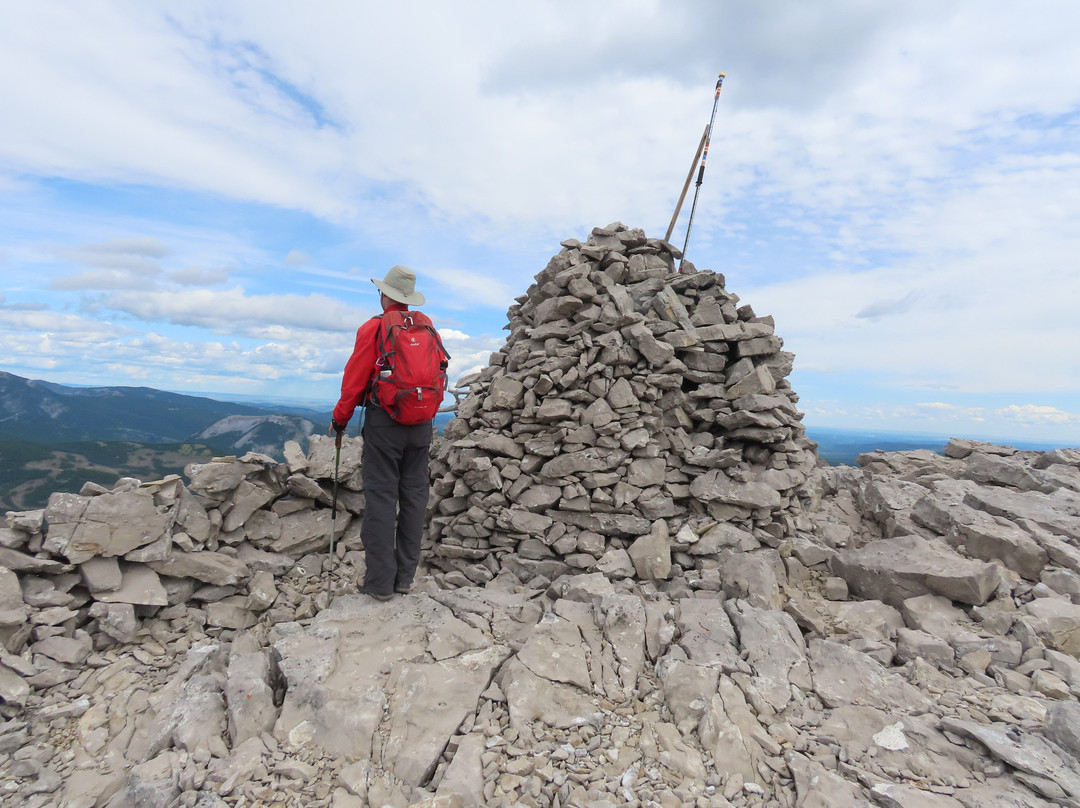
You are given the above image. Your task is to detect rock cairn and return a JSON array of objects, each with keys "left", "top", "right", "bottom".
[{"left": 428, "top": 223, "right": 817, "bottom": 590}]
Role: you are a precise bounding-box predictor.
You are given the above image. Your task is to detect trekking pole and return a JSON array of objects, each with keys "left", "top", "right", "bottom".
[
  {"left": 665, "top": 125, "right": 708, "bottom": 244},
  {"left": 326, "top": 432, "right": 341, "bottom": 606},
  {"left": 679, "top": 72, "right": 725, "bottom": 272}
]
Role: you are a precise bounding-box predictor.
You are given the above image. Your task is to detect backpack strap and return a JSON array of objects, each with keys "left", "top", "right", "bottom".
[
  {"left": 408, "top": 310, "right": 451, "bottom": 366},
  {"left": 362, "top": 314, "right": 384, "bottom": 406}
]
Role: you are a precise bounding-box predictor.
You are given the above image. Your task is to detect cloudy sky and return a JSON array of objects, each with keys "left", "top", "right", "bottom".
[{"left": 2, "top": 1, "right": 1078, "bottom": 444}]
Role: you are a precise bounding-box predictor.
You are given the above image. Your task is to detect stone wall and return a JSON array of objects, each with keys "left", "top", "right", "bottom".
[{"left": 0, "top": 437, "right": 359, "bottom": 673}]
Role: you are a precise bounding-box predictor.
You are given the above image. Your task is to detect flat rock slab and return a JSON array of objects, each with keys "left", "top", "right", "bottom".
[
  {"left": 1019, "top": 598, "right": 1080, "bottom": 656},
  {"left": 273, "top": 594, "right": 510, "bottom": 786},
  {"left": 963, "top": 486, "right": 1080, "bottom": 541},
  {"left": 808, "top": 639, "right": 933, "bottom": 714},
  {"left": 726, "top": 600, "right": 810, "bottom": 713},
  {"left": 43, "top": 489, "right": 172, "bottom": 563},
  {"left": 831, "top": 534, "right": 1000, "bottom": 607},
  {"left": 940, "top": 718, "right": 1080, "bottom": 801}
]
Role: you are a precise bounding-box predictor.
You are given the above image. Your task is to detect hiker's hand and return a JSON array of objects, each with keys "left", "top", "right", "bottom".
[{"left": 331, "top": 421, "right": 346, "bottom": 449}]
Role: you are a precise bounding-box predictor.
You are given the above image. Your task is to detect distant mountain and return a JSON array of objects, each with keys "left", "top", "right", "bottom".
[
  {"left": 0, "top": 370, "right": 327, "bottom": 444},
  {"left": 192, "top": 414, "right": 318, "bottom": 457}
]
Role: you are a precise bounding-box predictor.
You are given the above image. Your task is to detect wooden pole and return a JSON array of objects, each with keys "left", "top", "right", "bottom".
[{"left": 665, "top": 125, "right": 709, "bottom": 243}]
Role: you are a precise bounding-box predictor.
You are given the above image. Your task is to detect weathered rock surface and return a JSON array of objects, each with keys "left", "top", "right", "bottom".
[{"left": 1, "top": 226, "right": 1079, "bottom": 808}]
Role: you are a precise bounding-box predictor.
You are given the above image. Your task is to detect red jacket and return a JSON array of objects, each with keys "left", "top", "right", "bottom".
[{"left": 333, "top": 302, "right": 409, "bottom": 426}]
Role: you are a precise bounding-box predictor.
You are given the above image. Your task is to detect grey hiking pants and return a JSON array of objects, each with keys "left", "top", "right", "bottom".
[{"left": 360, "top": 405, "right": 433, "bottom": 595}]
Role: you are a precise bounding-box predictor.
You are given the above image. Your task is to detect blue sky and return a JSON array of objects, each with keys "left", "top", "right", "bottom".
[{"left": 1, "top": 1, "right": 1079, "bottom": 445}]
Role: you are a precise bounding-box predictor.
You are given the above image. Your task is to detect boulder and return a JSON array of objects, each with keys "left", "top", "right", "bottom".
[{"left": 830, "top": 535, "right": 1001, "bottom": 607}]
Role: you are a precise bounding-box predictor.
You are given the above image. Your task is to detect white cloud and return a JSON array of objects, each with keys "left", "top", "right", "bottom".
[
  {"left": 427, "top": 267, "right": 518, "bottom": 309},
  {"left": 50, "top": 269, "right": 160, "bottom": 291},
  {"left": 167, "top": 266, "right": 231, "bottom": 286},
  {"left": 998, "top": 404, "right": 1079, "bottom": 426},
  {"left": 0, "top": 307, "right": 132, "bottom": 338},
  {"left": 78, "top": 237, "right": 171, "bottom": 258},
  {"left": 3, "top": 2, "right": 1077, "bottom": 258},
  {"left": 102, "top": 286, "right": 371, "bottom": 333},
  {"left": 284, "top": 250, "right": 311, "bottom": 266}
]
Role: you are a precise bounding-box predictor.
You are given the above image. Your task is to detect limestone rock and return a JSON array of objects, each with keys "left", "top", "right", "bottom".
[
  {"left": 627, "top": 521, "right": 672, "bottom": 580},
  {"left": 831, "top": 534, "right": 1001, "bottom": 607},
  {"left": 808, "top": 639, "right": 933, "bottom": 713}
]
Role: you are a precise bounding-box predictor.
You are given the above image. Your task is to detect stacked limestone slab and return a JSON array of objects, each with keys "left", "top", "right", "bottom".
[
  {"left": 427, "top": 223, "right": 817, "bottom": 587},
  {"left": 0, "top": 437, "right": 362, "bottom": 680}
]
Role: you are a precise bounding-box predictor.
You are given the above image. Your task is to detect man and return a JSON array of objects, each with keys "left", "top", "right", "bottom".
[{"left": 331, "top": 265, "right": 438, "bottom": 601}]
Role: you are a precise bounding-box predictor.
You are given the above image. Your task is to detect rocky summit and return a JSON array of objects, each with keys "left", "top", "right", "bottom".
[{"left": 1, "top": 226, "right": 1079, "bottom": 808}]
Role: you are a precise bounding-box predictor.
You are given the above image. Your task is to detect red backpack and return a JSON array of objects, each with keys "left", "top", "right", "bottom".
[{"left": 369, "top": 310, "right": 450, "bottom": 425}]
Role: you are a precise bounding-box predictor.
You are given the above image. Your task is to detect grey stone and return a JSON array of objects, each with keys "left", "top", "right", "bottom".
[
  {"left": 79, "top": 555, "right": 123, "bottom": 592},
  {"left": 871, "top": 783, "right": 965, "bottom": 808},
  {"left": 32, "top": 632, "right": 92, "bottom": 665},
  {"left": 206, "top": 736, "right": 267, "bottom": 796},
  {"left": 286, "top": 473, "right": 331, "bottom": 503},
  {"left": 940, "top": 718, "right": 1080, "bottom": 801},
  {"left": 1046, "top": 701, "right": 1080, "bottom": 759},
  {"left": 88, "top": 601, "right": 140, "bottom": 643},
  {"left": 914, "top": 494, "right": 1048, "bottom": 580},
  {"left": 149, "top": 550, "right": 250, "bottom": 586},
  {"left": 186, "top": 460, "right": 262, "bottom": 499},
  {"left": 722, "top": 552, "right": 782, "bottom": 611},
  {"left": 896, "top": 628, "right": 955, "bottom": 667},
  {"left": 964, "top": 486, "right": 1080, "bottom": 541},
  {"left": 831, "top": 534, "right": 1001, "bottom": 607},
  {"left": 274, "top": 593, "right": 508, "bottom": 777},
  {"left": 435, "top": 732, "right": 485, "bottom": 806},
  {"left": 809, "top": 639, "right": 933, "bottom": 713},
  {"left": 207, "top": 601, "right": 256, "bottom": 629},
  {"left": 827, "top": 599, "right": 904, "bottom": 643},
  {"left": 963, "top": 453, "right": 1054, "bottom": 492},
  {"left": 43, "top": 488, "right": 172, "bottom": 563},
  {"left": 272, "top": 508, "right": 350, "bottom": 556},
  {"left": 689, "top": 521, "right": 757, "bottom": 554},
  {"left": 596, "top": 548, "right": 636, "bottom": 579},
  {"left": 0, "top": 546, "right": 64, "bottom": 573},
  {"left": 697, "top": 675, "right": 767, "bottom": 785},
  {"left": 786, "top": 751, "right": 869, "bottom": 808},
  {"left": 0, "top": 664, "right": 30, "bottom": 706},
  {"left": 539, "top": 448, "right": 629, "bottom": 479},
  {"left": 112, "top": 752, "right": 181, "bottom": 808},
  {"left": 627, "top": 521, "right": 671, "bottom": 580},
  {"left": 0, "top": 527, "right": 27, "bottom": 549},
  {"left": 1018, "top": 598, "right": 1080, "bottom": 655},
  {"left": 223, "top": 480, "right": 277, "bottom": 532},
  {"left": 517, "top": 613, "right": 590, "bottom": 690},
  {"left": 135, "top": 671, "right": 229, "bottom": 762},
  {"left": 283, "top": 440, "right": 308, "bottom": 473},
  {"left": 488, "top": 376, "right": 525, "bottom": 410},
  {"left": 689, "top": 471, "right": 782, "bottom": 508},
  {"left": 95, "top": 563, "right": 168, "bottom": 606},
  {"left": 726, "top": 600, "right": 810, "bottom": 713},
  {"left": 901, "top": 593, "right": 969, "bottom": 638},
  {"left": 228, "top": 544, "right": 289, "bottom": 578},
  {"left": 226, "top": 652, "right": 278, "bottom": 745}
]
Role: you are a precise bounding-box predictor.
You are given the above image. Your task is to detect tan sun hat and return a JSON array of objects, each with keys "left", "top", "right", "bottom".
[{"left": 372, "top": 264, "right": 425, "bottom": 306}]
